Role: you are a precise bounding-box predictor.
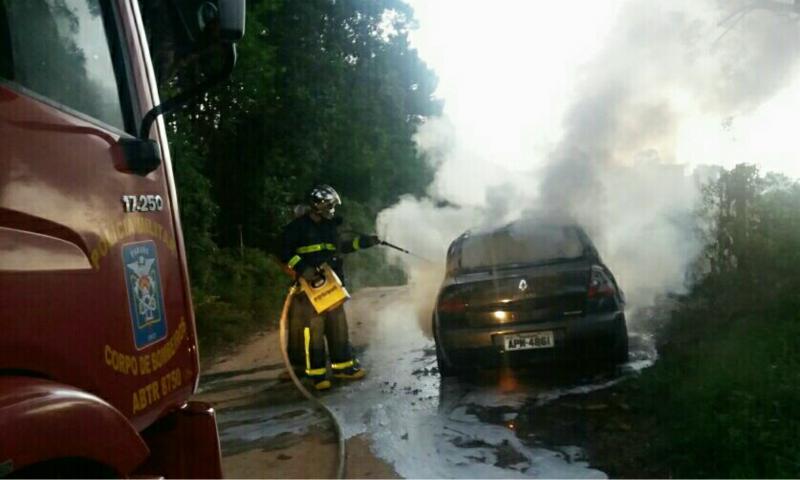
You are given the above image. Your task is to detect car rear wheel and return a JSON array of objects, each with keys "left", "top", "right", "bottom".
[
  {"left": 611, "top": 317, "right": 629, "bottom": 364},
  {"left": 433, "top": 325, "right": 458, "bottom": 377},
  {"left": 435, "top": 342, "right": 458, "bottom": 377}
]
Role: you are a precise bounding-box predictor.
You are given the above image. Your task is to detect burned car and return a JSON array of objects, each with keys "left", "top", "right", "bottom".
[{"left": 433, "top": 220, "right": 628, "bottom": 376}]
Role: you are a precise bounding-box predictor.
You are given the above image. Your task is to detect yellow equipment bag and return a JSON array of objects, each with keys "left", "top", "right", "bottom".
[{"left": 298, "top": 263, "right": 350, "bottom": 314}]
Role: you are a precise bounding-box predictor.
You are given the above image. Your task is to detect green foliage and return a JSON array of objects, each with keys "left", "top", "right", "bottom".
[
  {"left": 337, "top": 197, "right": 407, "bottom": 289},
  {"left": 632, "top": 303, "right": 800, "bottom": 478},
  {"left": 171, "top": 126, "right": 218, "bottom": 287},
  {"left": 195, "top": 0, "right": 441, "bottom": 252},
  {"left": 138, "top": 0, "right": 439, "bottom": 354},
  {"left": 192, "top": 248, "right": 289, "bottom": 355},
  {"left": 693, "top": 164, "right": 800, "bottom": 309},
  {"left": 631, "top": 164, "right": 800, "bottom": 477}
]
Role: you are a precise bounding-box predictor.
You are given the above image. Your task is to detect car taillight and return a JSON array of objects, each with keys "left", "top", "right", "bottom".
[
  {"left": 438, "top": 294, "right": 467, "bottom": 313},
  {"left": 587, "top": 266, "right": 616, "bottom": 298}
]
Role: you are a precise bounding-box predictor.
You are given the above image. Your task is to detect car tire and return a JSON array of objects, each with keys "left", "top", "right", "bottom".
[
  {"left": 432, "top": 320, "right": 458, "bottom": 377},
  {"left": 611, "top": 317, "right": 629, "bottom": 364},
  {"left": 435, "top": 340, "right": 458, "bottom": 377}
]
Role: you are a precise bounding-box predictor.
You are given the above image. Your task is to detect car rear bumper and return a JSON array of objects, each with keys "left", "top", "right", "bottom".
[{"left": 438, "top": 311, "right": 624, "bottom": 368}]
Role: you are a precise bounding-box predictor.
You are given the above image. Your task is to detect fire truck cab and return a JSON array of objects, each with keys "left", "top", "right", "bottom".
[{"left": 0, "top": 0, "right": 244, "bottom": 477}]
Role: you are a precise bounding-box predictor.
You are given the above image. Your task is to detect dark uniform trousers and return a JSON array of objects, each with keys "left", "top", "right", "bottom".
[{"left": 288, "top": 291, "right": 354, "bottom": 378}]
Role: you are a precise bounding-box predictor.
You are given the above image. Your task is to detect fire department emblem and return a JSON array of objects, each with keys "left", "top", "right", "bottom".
[{"left": 123, "top": 241, "right": 167, "bottom": 349}]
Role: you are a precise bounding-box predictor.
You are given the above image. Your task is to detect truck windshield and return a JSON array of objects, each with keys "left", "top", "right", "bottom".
[
  {"left": 459, "top": 225, "right": 584, "bottom": 271},
  {"left": 0, "top": 0, "right": 128, "bottom": 131}
]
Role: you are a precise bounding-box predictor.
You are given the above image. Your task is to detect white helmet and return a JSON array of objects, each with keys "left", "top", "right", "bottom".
[{"left": 307, "top": 185, "right": 341, "bottom": 220}]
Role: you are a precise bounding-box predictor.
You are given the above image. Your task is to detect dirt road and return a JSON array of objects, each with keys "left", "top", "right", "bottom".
[
  {"left": 194, "top": 287, "right": 656, "bottom": 478},
  {"left": 194, "top": 288, "right": 401, "bottom": 479}
]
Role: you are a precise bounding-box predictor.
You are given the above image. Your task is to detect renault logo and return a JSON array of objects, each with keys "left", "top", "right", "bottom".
[{"left": 518, "top": 279, "right": 528, "bottom": 292}]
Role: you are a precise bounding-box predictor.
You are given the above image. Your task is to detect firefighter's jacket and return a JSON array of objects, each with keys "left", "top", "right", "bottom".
[{"left": 281, "top": 214, "right": 369, "bottom": 285}]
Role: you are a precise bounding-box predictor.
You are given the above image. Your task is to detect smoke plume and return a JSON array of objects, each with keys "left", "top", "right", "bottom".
[{"left": 378, "top": 0, "right": 800, "bottom": 336}]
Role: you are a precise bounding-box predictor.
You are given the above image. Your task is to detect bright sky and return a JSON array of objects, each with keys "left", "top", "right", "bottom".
[{"left": 405, "top": 0, "right": 800, "bottom": 180}]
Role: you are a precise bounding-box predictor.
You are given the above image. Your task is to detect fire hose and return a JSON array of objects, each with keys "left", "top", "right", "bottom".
[
  {"left": 274, "top": 238, "right": 425, "bottom": 478},
  {"left": 278, "top": 285, "right": 346, "bottom": 479}
]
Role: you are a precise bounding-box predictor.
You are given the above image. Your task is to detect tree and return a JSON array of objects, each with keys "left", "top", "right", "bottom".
[
  {"left": 137, "top": 0, "right": 440, "bottom": 349},
  {"left": 701, "top": 163, "right": 761, "bottom": 274}
]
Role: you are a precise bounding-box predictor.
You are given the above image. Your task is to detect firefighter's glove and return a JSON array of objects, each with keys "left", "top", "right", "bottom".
[{"left": 359, "top": 235, "right": 381, "bottom": 249}]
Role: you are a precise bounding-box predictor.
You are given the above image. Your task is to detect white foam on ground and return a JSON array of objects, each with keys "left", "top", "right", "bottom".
[{"left": 324, "top": 288, "right": 623, "bottom": 478}]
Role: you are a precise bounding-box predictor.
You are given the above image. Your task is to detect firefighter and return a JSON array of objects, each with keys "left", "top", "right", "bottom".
[{"left": 281, "top": 185, "right": 381, "bottom": 390}]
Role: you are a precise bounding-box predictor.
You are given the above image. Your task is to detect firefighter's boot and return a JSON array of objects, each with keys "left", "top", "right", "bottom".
[
  {"left": 310, "top": 375, "right": 331, "bottom": 391},
  {"left": 332, "top": 361, "right": 366, "bottom": 380}
]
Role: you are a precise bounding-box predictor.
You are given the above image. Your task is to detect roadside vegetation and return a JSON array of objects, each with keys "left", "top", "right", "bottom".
[
  {"left": 142, "top": 0, "right": 440, "bottom": 355},
  {"left": 626, "top": 164, "right": 800, "bottom": 477}
]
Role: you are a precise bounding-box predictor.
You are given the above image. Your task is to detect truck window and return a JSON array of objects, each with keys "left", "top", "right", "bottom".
[{"left": 0, "top": 0, "right": 129, "bottom": 132}]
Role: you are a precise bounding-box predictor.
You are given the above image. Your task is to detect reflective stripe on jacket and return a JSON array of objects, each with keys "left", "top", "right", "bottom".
[{"left": 280, "top": 214, "right": 363, "bottom": 283}]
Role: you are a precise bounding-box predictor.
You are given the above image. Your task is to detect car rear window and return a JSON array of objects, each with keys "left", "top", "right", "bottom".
[{"left": 459, "top": 224, "right": 584, "bottom": 270}]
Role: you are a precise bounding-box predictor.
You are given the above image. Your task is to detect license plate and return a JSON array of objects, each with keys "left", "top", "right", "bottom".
[{"left": 504, "top": 331, "right": 554, "bottom": 351}]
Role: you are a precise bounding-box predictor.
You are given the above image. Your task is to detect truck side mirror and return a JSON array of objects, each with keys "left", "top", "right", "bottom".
[
  {"left": 137, "top": 0, "right": 246, "bottom": 144},
  {"left": 118, "top": 137, "right": 162, "bottom": 175},
  {"left": 219, "top": 0, "right": 246, "bottom": 42}
]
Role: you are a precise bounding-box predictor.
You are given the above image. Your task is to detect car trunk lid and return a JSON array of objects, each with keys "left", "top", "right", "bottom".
[{"left": 440, "top": 260, "right": 591, "bottom": 327}]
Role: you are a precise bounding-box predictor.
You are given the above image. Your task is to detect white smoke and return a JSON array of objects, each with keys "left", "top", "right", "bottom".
[{"left": 378, "top": 0, "right": 800, "bottom": 336}]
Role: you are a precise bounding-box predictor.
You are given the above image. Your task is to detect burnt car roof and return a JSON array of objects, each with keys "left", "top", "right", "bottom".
[
  {"left": 451, "top": 219, "right": 588, "bottom": 245},
  {"left": 445, "top": 220, "right": 597, "bottom": 277}
]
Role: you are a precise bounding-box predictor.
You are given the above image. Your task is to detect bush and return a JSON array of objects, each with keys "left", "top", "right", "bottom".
[
  {"left": 192, "top": 247, "right": 290, "bottom": 356},
  {"left": 633, "top": 302, "right": 800, "bottom": 478},
  {"left": 628, "top": 165, "right": 800, "bottom": 477},
  {"left": 337, "top": 197, "right": 407, "bottom": 290}
]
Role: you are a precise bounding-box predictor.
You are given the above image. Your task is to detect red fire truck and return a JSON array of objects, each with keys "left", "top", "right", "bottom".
[{"left": 0, "top": 0, "right": 244, "bottom": 477}]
